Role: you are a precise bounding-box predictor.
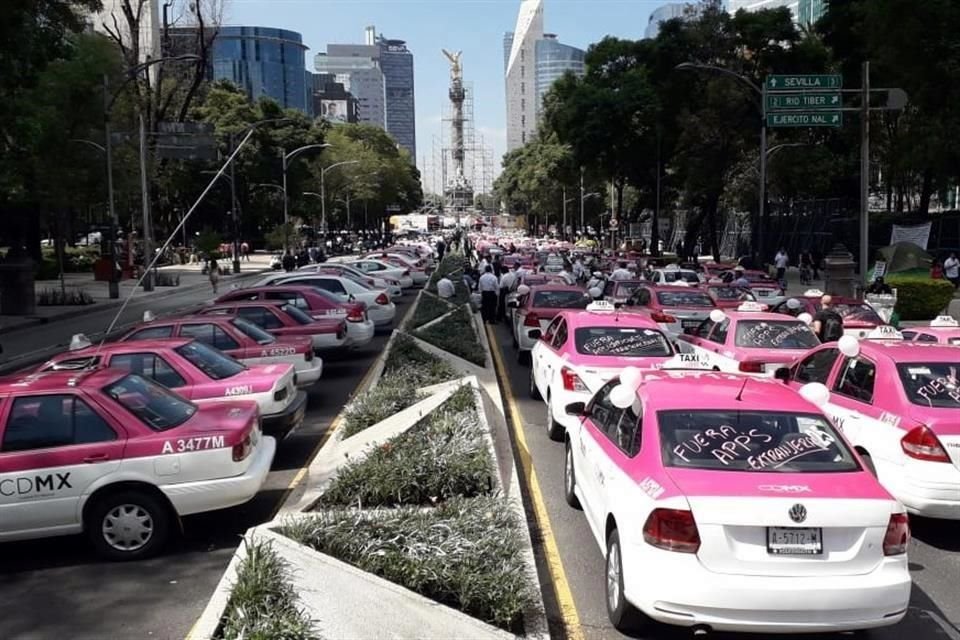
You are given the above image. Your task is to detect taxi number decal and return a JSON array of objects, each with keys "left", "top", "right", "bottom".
[
  {"left": 638, "top": 477, "right": 665, "bottom": 500},
  {"left": 261, "top": 347, "right": 296, "bottom": 357},
  {"left": 879, "top": 411, "right": 901, "bottom": 428},
  {"left": 224, "top": 385, "right": 253, "bottom": 396},
  {"left": 161, "top": 435, "right": 225, "bottom": 454}
]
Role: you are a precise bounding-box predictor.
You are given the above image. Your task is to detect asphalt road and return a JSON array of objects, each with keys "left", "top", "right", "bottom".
[
  {"left": 487, "top": 321, "right": 960, "bottom": 640},
  {"left": 0, "top": 295, "right": 413, "bottom": 640}
]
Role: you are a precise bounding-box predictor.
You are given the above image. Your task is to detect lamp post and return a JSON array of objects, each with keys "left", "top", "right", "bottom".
[
  {"left": 282, "top": 144, "right": 330, "bottom": 251},
  {"left": 320, "top": 160, "right": 360, "bottom": 235},
  {"left": 674, "top": 62, "right": 765, "bottom": 260}
]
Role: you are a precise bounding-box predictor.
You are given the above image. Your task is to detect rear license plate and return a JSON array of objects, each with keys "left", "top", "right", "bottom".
[
  {"left": 755, "top": 289, "right": 773, "bottom": 296},
  {"left": 767, "top": 527, "right": 822, "bottom": 555},
  {"left": 681, "top": 319, "right": 701, "bottom": 329}
]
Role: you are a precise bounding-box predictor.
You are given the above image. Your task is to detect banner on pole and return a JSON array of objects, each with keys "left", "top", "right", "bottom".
[{"left": 890, "top": 222, "right": 931, "bottom": 250}]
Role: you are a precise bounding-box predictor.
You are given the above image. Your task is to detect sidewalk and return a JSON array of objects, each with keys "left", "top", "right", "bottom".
[{"left": 0, "top": 254, "right": 273, "bottom": 335}]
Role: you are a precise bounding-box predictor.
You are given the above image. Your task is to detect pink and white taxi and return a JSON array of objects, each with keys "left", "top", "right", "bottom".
[
  {"left": 39, "top": 338, "right": 307, "bottom": 441},
  {"left": 779, "top": 331, "right": 960, "bottom": 519},
  {"left": 530, "top": 301, "right": 674, "bottom": 440},
  {"left": 562, "top": 367, "right": 911, "bottom": 634},
  {"left": 0, "top": 369, "right": 274, "bottom": 560},
  {"left": 677, "top": 303, "right": 820, "bottom": 375},
  {"left": 901, "top": 315, "right": 960, "bottom": 345}
]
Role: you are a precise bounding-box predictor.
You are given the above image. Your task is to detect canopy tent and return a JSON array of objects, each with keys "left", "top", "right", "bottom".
[{"left": 878, "top": 242, "right": 933, "bottom": 273}]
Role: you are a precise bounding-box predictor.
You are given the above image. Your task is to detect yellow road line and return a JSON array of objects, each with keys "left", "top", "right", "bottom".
[{"left": 485, "top": 325, "right": 584, "bottom": 640}]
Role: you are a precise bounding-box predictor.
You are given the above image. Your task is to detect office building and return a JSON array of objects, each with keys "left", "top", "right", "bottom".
[
  {"left": 313, "top": 74, "right": 359, "bottom": 124},
  {"left": 534, "top": 35, "right": 584, "bottom": 120},
  {"left": 798, "top": 0, "right": 827, "bottom": 27},
  {"left": 87, "top": 0, "right": 161, "bottom": 64},
  {"left": 645, "top": 3, "right": 693, "bottom": 39},
  {"left": 504, "top": 0, "right": 544, "bottom": 151},
  {"left": 728, "top": 0, "right": 800, "bottom": 21},
  {"left": 315, "top": 44, "right": 386, "bottom": 128},
  {"left": 374, "top": 29, "right": 417, "bottom": 160}
]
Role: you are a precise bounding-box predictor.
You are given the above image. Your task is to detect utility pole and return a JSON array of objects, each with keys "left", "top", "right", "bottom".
[
  {"left": 102, "top": 74, "right": 119, "bottom": 299},
  {"left": 229, "top": 132, "right": 240, "bottom": 273},
  {"left": 562, "top": 187, "right": 567, "bottom": 242},
  {"left": 654, "top": 131, "right": 661, "bottom": 257},
  {"left": 758, "top": 95, "right": 768, "bottom": 265},
  {"left": 139, "top": 111, "right": 153, "bottom": 291},
  {"left": 579, "top": 166, "right": 585, "bottom": 234},
  {"left": 860, "top": 61, "right": 870, "bottom": 284}
]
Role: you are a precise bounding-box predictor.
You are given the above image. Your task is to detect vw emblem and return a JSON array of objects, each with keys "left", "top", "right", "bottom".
[{"left": 789, "top": 504, "right": 807, "bottom": 524}]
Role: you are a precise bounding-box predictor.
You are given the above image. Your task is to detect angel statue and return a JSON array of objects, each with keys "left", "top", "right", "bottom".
[{"left": 442, "top": 49, "right": 462, "bottom": 81}]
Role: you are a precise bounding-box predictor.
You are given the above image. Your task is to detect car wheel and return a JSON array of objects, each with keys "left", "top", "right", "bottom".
[
  {"left": 86, "top": 490, "right": 172, "bottom": 561},
  {"left": 546, "top": 396, "right": 563, "bottom": 441},
  {"left": 529, "top": 367, "right": 542, "bottom": 400},
  {"left": 860, "top": 452, "right": 877, "bottom": 477},
  {"left": 606, "top": 528, "right": 643, "bottom": 632},
  {"left": 564, "top": 441, "right": 581, "bottom": 509}
]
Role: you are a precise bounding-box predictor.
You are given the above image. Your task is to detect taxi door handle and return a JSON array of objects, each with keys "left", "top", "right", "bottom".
[{"left": 83, "top": 453, "right": 109, "bottom": 463}]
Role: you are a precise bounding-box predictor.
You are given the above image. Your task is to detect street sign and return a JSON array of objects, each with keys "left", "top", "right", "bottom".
[
  {"left": 609, "top": 218, "right": 619, "bottom": 229},
  {"left": 766, "top": 92, "right": 842, "bottom": 110},
  {"left": 766, "top": 74, "right": 842, "bottom": 90},
  {"left": 767, "top": 112, "right": 842, "bottom": 128}
]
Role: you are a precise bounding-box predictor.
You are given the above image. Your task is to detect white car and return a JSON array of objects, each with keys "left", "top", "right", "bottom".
[
  {"left": 343, "top": 259, "right": 415, "bottom": 289},
  {"left": 267, "top": 274, "right": 396, "bottom": 327},
  {"left": 296, "top": 263, "right": 403, "bottom": 299},
  {"left": 364, "top": 253, "right": 428, "bottom": 285},
  {"left": 649, "top": 268, "right": 702, "bottom": 285}
]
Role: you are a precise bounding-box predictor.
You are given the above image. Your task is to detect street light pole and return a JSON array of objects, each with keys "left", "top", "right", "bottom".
[
  {"left": 320, "top": 160, "right": 360, "bottom": 235},
  {"left": 281, "top": 143, "right": 331, "bottom": 252},
  {"left": 139, "top": 111, "right": 153, "bottom": 291},
  {"left": 229, "top": 132, "right": 240, "bottom": 273},
  {"left": 579, "top": 166, "right": 585, "bottom": 234},
  {"left": 102, "top": 75, "right": 119, "bottom": 299}
]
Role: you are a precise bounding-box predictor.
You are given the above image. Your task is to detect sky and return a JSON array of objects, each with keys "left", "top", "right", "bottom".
[{"left": 226, "top": 0, "right": 665, "bottom": 190}]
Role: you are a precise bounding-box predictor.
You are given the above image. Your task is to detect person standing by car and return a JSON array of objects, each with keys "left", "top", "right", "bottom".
[
  {"left": 436, "top": 237, "right": 446, "bottom": 261},
  {"left": 813, "top": 294, "right": 844, "bottom": 342},
  {"left": 611, "top": 261, "right": 633, "bottom": 281},
  {"left": 478, "top": 265, "right": 499, "bottom": 324},
  {"left": 498, "top": 265, "right": 517, "bottom": 321},
  {"left": 774, "top": 247, "right": 789, "bottom": 287},
  {"left": 208, "top": 256, "right": 220, "bottom": 294},
  {"left": 945, "top": 252, "right": 960, "bottom": 288},
  {"left": 281, "top": 250, "right": 296, "bottom": 272}
]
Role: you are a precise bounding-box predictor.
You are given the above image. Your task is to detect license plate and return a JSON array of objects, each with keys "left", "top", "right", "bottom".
[
  {"left": 755, "top": 290, "right": 773, "bottom": 296},
  {"left": 681, "top": 319, "right": 701, "bottom": 329},
  {"left": 767, "top": 527, "right": 822, "bottom": 555}
]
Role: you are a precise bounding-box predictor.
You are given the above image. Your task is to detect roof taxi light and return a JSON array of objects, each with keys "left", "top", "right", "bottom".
[
  {"left": 931, "top": 315, "right": 959, "bottom": 328},
  {"left": 70, "top": 334, "right": 92, "bottom": 351}
]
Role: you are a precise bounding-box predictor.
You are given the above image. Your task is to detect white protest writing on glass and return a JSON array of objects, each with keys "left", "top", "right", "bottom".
[
  {"left": 916, "top": 374, "right": 960, "bottom": 404},
  {"left": 672, "top": 425, "right": 774, "bottom": 464}
]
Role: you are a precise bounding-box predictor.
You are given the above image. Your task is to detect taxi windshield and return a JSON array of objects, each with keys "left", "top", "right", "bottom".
[
  {"left": 174, "top": 341, "right": 245, "bottom": 379},
  {"left": 615, "top": 282, "right": 644, "bottom": 297},
  {"left": 104, "top": 373, "right": 196, "bottom": 431},
  {"left": 662, "top": 271, "right": 700, "bottom": 284},
  {"left": 532, "top": 290, "right": 590, "bottom": 309},
  {"left": 230, "top": 317, "right": 275, "bottom": 345},
  {"left": 897, "top": 363, "right": 960, "bottom": 408},
  {"left": 282, "top": 304, "right": 314, "bottom": 325},
  {"left": 657, "top": 291, "right": 714, "bottom": 308},
  {"left": 710, "top": 287, "right": 752, "bottom": 301},
  {"left": 658, "top": 410, "right": 859, "bottom": 472},
  {"left": 734, "top": 321, "right": 820, "bottom": 349},
  {"left": 575, "top": 327, "right": 673, "bottom": 357}
]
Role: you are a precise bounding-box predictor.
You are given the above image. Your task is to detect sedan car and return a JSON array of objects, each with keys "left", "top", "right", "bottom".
[
  {"left": 259, "top": 274, "right": 396, "bottom": 327},
  {"left": 781, "top": 334, "right": 960, "bottom": 519},
  {"left": 648, "top": 268, "right": 702, "bottom": 285},
  {"left": 509, "top": 285, "right": 592, "bottom": 363},
  {"left": 901, "top": 316, "right": 960, "bottom": 344},
  {"left": 364, "top": 252, "right": 428, "bottom": 285},
  {"left": 336, "top": 259, "right": 414, "bottom": 289},
  {"left": 200, "top": 302, "right": 348, "bottom": 352},
  {"left": 625, "top": 285, "right": 717, "bottom": 339},
  {"left": 717, "top": 270, "right": 785, "bottom": 306},
  {"left": 120, "top": 314, "right": 322, "bottom": 388},
  {"left": 297, "top": 262, "right": 404, "bottom": 298},
  {"left": 0, "top": 369, "right": 274, "bottom": 559},
  {"left": 705, "top": 284, "right": 760, "bottom": 310},
  {"left": 601, "top": 280, "right": 646, "bottom": 307},
  {"left": 563, "top": 370, "right": 911, "bottom": 634},
  {"left": 771, "top": 292, "right": 886, "bottom": 338},
  {"left": 40, "top": 338, "right": 306, "bottom": 440},
  {"left": 531, "top": 303, "right": 674, "bottom": 440}
]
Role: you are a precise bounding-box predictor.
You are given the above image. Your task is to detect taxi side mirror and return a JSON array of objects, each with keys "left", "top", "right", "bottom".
[
  {"left": 565, "top": 401, "right": 587, "bottom": 417},
  {"left": 529, "top": 329, "right": 542, "bottom": 340},
  {"left": 773, "top": 367, "right": 790, "bottom": 383}
]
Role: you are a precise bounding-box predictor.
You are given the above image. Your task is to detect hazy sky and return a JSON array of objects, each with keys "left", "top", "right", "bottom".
[{"left": 226, "top": 0, "right": 662, "bottom": 187}]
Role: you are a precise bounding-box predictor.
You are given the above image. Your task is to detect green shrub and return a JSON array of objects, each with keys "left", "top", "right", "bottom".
[
  {"left": 415, "top": 306, "right": 486, "bottom": 367},
  {"left": 281, "top": 496, "right": 533, "bottom": 633},
  {"left": 219, "top": 538, "right": 317, "bottom": 640},
  {"left": 319, "top": 386, "right": 491, "bottom": 508},
  {"left": 427, "top": 254, "right": 468, "bottom": 291},
  {"left": 383, "top": 334, "right": 458, "bottom": 387},
  {"left": 888, "top": 276, "right": 955, "bottom": 320},
  {"left": 35, "top": 258, "right": 61, "bottom": 280},
  {"left": 407, "top": 292, "right": 453, "bottom": 329},
  {"left": 36, "top": 287, "right": 95, "bottom": 306},
  {"left": 341, "top": 377, "right": 422, "bottom": 439}
]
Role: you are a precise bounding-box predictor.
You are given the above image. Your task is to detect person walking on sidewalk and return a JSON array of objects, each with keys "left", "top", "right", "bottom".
[
  {"left": 945, "top": 252, "right": 960, "bottom": 288},
  {"left": 774, "top": 248, "right": 789, "bottom": 288},
  {"left": 208, "top": 256, "right": 220, "bottom": 294},
  {"left": 478, "top": 266, "right": 499, "bottom": 324}
]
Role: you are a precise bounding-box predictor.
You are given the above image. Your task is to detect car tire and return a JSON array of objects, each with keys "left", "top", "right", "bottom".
[
  {"left": 529, "top": 367, "right": 542, "bottom": 400},
  {"left": 860, "top": 452, "right": 877, "bottom": 477},
  {"left": 85, "top": 490, "right": 172, "bottom": 561},
  {"left": 606, "top": 528, "right": 644, "bottom": 632},
  {"left": 564, "top": 441, "right": 581, "bottom": 509},
  {"left": 546, "top": 396, "right": 564, "bottom": 441}
]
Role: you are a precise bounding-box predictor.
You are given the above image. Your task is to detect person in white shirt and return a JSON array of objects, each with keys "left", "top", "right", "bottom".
[
  {"left": 586, "top": 271, "right": 605, "bottom": 291},
  {"left": 611, "top": 261, "right": 634, "bottom": 281},
  {"left": 437, "top": 276, "right": 455, "bottom": 299},
  {"left": 774, "top": 248, "right": 789, "bottom": 286},
  {"left": 479, "top": 256, "right": 490, "bottom": 273},
  {"left": 572, "top": 258, "right": 585, "bottom": 283},
  {"left": 945, "top": 252, "right": 960, "bottom": 288},
  {"left": 557, "top": 268, "right": 575, "bottom": 286},
  {"left": 498, "top": 267, "right": 518, "bottom": 321},
  {"left": 478, "top": 266, "right": 500, "bottom": 323}
]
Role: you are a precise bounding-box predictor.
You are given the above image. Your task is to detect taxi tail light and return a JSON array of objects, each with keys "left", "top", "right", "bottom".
[
  {"left": 232, "top": 433, "right": 253, "bottom": 462},
  {"left": 883, "top": 513, "right": 910, "bottom": 555},
  {"left": 650, "top": 311, "right": 677, "bottom": 324},
  {"left": 375, "top": 293, "right": 390, "bottom": 306},
  {"left": 304, "top": 350, "right": 313, "bottom": 362},
  {"left": 346, "top": 308, "right": 365, "bottom": 322},
  {"left": 524, "top": 312, "right": 541, "bottom": 328},
  {"left": 560, "top": 366, "right": 589, "bottom": 392},
  {"left": 738, "top": 361, "right": 765, "bottom": 373},
  {"left": 643, "top": 508, "right": 701, "bottom": 553},
  {"left": 901, "top": 426, "right": 950, "bottom": 462}
]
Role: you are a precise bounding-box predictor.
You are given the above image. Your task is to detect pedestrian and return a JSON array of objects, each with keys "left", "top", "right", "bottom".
[
  {"left": 813, "top": 294, "right": 844, "bottom": 342},
  {"left": 208, "top": 255, "right": 220, "bottom": 294},
  {"left": 493, "top": 255, "right": 503, "bottom": 277},
  {"left": 799, "top": 251, "right": 812, "bottom": 285},
  {"left": 437, "top": 275, "right": 455, "bottom": 299},
  {"left": 866, "top": 277, "right": 893, "bottom": 295},
  {"left": 945, "top": 252, "right": 960, "bottom": 288},
  {"left": 931, "top": 259, "right": 944, "bottom": 280},
  {"left": 498, "top": 265, "right": 517, "bottom": 321},
  {"left": 281, "top": 250, "right": 295, "bottom": 272},
  {"left": 572, "top": 256, "right": 585, "bottom": 283},
  {"left": 478, "top": 265, "right": 499, "bottom": 324},
  {"left": 611, "top": 261, "right": 633, "bottom": 281},
  {"left": 241, "top": 241, "right": 250, "bottom": 261},
  {"left": 774, "top": 247, "right": 789, "bottom": 287},
  {"left": 436, "top": 237, "right": 446, "bottom": 261},
  {"left": 733, "top": 268, "right": 751, "bottom": 289}
]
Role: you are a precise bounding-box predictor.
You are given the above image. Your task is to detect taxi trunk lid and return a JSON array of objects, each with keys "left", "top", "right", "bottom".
[{"left": 666, "top": 468, "right": 895, "bottom": 577}]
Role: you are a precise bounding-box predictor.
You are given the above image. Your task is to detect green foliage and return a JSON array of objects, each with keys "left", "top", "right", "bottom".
[
  {"left": 220, "top": 538, "right": 318, "bottom": 640},
  {"left": 36, "top": 287, "right": 94, "bottom": 306},
  {"left": 415, "top": 306, "right": 486, "bottom": 367},
  {"left": 264, "top": 224, "right": 300, "bottom": 251},
  {"left": 382, "top": 333, "right": 458, "bottom": 387},
  {"left": 281, "top": 496, "right": 533, "bottom": 633},
  {"left": 407, "top": 292, "right": 454, "bottom": 329},
  {"left": 195, "top": 229, "right": 222, "bottom": 256},
  {"left": 320, "top": 386, "right": 493, "bottom": 508},
  {"left": 341, "top": 377, "right": 422, "bottom": 439},
  {"left": 887, "top": 276, "right": 955, "bottom": 320}
]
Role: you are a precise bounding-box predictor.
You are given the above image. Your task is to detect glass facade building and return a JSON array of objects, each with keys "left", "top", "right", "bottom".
[
  {"left": 209, "top": 27, "right": 309, "bottom": 113},
  {"left": 728, "top": 0, "right": 800, "bottom": 20},
  {"left": 798, "top": 0, "right": 826, "bottom": 27},
  {"left": 376, "top": 36, "right": 417, "bottom": 160},
  {"left": 645, "top": 3, "right": 692, "bottom": 39},
  {"left": 534, "top": 36, "right": 585, "bottom": 120}
]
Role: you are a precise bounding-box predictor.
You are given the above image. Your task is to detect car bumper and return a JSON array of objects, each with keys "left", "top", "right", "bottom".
[
  {"left": 346, "top": 319, "right": 375, "bottom": 347},
  {"left": 293, "top": 357, "right": 323, "bottom": 387},
  {"left": 517, "top": 327, "right": 540, "bottom": 352},
  {"left": 261, "top": 390, "right": 308, "bottom": 440},
  {"left": 311, "top": 334, "right": 348, "bottom": 351},
  {"left": 624, "top": 547, "right": 911, "bottom": 633},
  {"left": 410, "top": 271, "right": 428, "bottom": 285},
  {"left": 889, "top": 466, "right": 960, "bottom": 519},
  {"left": 369, "top": 303, "right": 396, "bottom": 326},
  {"left": 398, "top": 276, "right": 414, "bottom": 289},
  {"left": 162, "top": 435, "right": 277, "bottom": 516}
]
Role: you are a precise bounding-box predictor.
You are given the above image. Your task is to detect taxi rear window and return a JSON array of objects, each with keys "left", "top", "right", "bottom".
[
  {"left": 658, "top": 410, "right": 859, "bottom": 472},
  {"left": 822, "top": 303, "right": 883, "bottom": 324},
  {"left": 282, "top": 304, "right": 315, "bottom": 325},
  {"left": 661, "top": 271, "right": 700, "bottom": 284},
  {"left": 175, "top": 341, "right": 245, "bottom": 379},
  {"left": 615, "top": 282, "right": 644, "bottom": 298},
  {"left": 575, "top": 327, "right": 673, "bottom": 357},
  {"left": 532, "top": 290, "right": 591, "bottom": 309},
  {"left": 231, "top": 317, "right": 275, "bottom": 345},
  {"left": 734, "top": 321, "right": 820, "bottom": 349},
  {"left": 656, "top": 292, "right": 714, "bottom": 308},
  {"left": 897, "top": 363, "right": 960, "bottom": 408},
  {"left": 104, "top": 374, "right": 196, "bottom": 431}
]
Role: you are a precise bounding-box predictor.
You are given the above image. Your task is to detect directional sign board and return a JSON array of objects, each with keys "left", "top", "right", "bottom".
[
  {"left": 766, "top": 92, "right": 842, "bottom": 110},
  {"left": 766, "top": 74, "right": 842, "bottom": 90},
  {"left": 767, "top": 112, "right": 842, "bottom": 128}
]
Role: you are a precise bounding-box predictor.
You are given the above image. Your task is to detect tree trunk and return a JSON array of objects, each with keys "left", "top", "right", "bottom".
[{"left": 918, "top": 168, "right": 934, "bottom": 214}]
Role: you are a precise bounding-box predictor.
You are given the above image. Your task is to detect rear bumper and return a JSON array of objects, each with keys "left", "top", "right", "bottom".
[
  {"left": 624, "top": 546, "right": 911, "bottom": 633},
  {"left": 163, "top": 436, "right": 276, "bottom": 516},
  {"left": 370, "top": 303, "right": 396, "bottom": 326},
  {"left": 261, "top": 391, "right": 308, "bottom": 440},
  {"left": 346, "top": 319, "right": 375, "bottom": 347},
  {"left": 893, "top": 470, "right": 960, "bottom": 519},
  {"left": 294, "top": 357, "right": 323, "bottom": 387}
]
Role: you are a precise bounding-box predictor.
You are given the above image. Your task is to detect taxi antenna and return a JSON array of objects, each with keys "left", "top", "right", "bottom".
[{"left": 735, "top": 377, "right": 748, "bottom": 401}]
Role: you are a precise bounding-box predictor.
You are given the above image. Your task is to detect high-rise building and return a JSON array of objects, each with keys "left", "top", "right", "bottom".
[
  {"left": 315, "top": 44, "right": 386, "bottom": 129},
  {"left": 504, "top": 0, "right": 544, "bottom": 151},
  {"left": 313, "top": 74, "right": 360, "bottom": 124},
  {"left": 645, "top": 3, "right": 693, "bottom": 39},
  {"left": 375, "top": 31, "right": 417, "bottom": 160},
  {"left": 87, "top": 0, "right": 161, "bottom": 64},
  {"left": 797, "top": 0, "right": 827, "bottom": 27},
  {"left": 728, "top": 0, "right": 800, "bottom": 21},
  {"left": 534, "top": 35, "right": 584, "bottom": 120}
]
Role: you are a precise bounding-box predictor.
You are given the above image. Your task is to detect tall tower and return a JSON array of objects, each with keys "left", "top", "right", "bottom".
[{"left": 504, "top": 0, "right": 544, "bottom": 152}]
